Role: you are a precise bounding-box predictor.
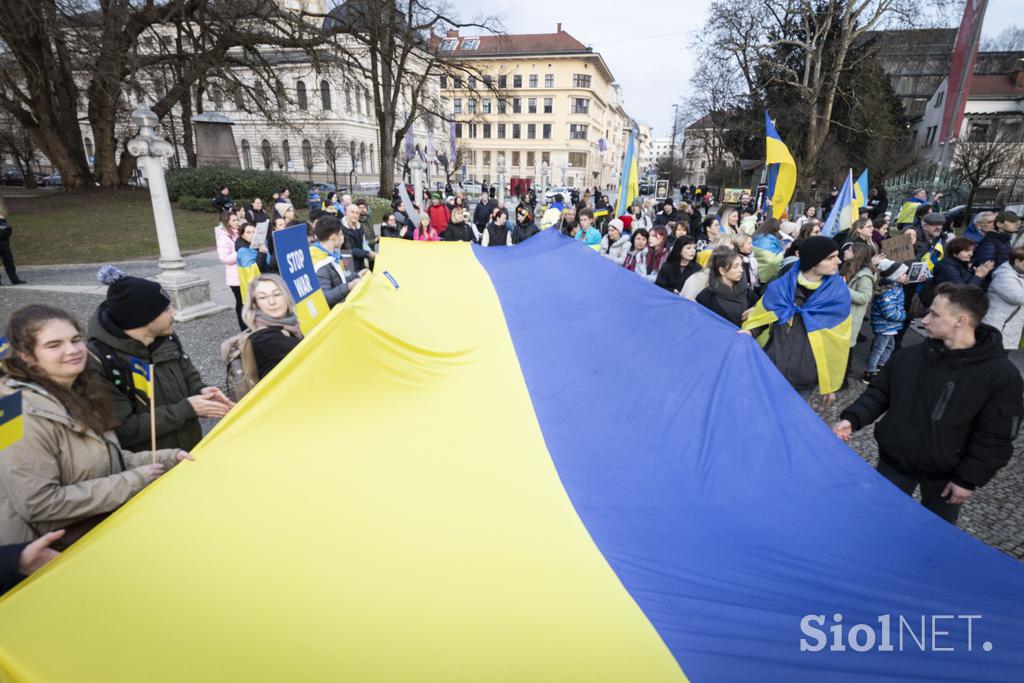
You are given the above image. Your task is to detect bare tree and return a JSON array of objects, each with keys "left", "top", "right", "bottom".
[
  {"left": 981, "top": 25, "right": 1024, "bottom": 52},
  {"left": 952, "top": 132, "right": 1019, "bottom": 218},
  {"left": 703, "top": 0, "right": 926, "bottom": 178},
  {"left": 0, "top": 116, "right": 39, "bottom": 188}
]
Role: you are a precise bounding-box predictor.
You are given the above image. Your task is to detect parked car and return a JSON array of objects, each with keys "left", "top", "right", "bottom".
[
  {"left": 944, "top": 203, "right": 1003, "bottom": 231},
  {"left": 307, "top": 182, "right": 337, "bottom": 209},
  {"left": 39, "top": 173, "right": 62, "bottom": 187},
  {"left": 1, "top": 168, "right": 25, "bottom": 186},
  {"left": 459, "top": 182, "right": 483, "bottom": 196},
  {"left": 545, "top": 186, "right": 574, "bottom": 201}
]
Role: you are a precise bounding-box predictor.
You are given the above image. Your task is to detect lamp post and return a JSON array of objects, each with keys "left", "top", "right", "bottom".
[
  {"left": 541, "top": 160, "right": 549, "bottom": 200},
  {"left": 497, "top": 154, "right": 507, "bottom": 205},
  {"left": 409, "top": 156, "right": 426, "bottom": 208},
  {"left": 127, "top": 104, "right": 225, "bottom": 321}
]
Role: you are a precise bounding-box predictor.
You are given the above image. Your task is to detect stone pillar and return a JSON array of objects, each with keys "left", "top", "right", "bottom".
[
  {"left": 128, "top": 105, "right": 227, "bottom": 322},
  {"left": 409, "top": 157, "right": 425, "bottom": 208},
  {"left": 497, "top": 154, "right": 507, "bottom": 206}
]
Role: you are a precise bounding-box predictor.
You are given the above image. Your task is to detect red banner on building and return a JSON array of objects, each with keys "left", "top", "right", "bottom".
[{"left": 940, "top": 0, "right": 989, "bottom": 144}]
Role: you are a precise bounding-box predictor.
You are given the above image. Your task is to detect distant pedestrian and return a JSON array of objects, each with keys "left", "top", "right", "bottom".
[
  {"left": 0, "top": 214, "right": 26, "bottom": 285},
  {"left": 213, "top": 185, "right": 234, "bottom": 212}
]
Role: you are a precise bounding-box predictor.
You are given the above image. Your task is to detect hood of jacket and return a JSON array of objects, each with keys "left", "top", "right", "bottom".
[{"left": 920, "top": 323, "right": 1006, "bottom": 368}]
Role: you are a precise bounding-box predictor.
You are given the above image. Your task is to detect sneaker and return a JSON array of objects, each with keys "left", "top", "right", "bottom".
[
  {"left": 862, "top": 371, "right": 878, "bottom": 384},
  {"left": 11, "top": 279, "right": 26, "bottom": 285}
]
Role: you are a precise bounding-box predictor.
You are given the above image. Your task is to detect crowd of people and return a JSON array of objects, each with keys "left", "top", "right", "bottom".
[{"left": 2, "top": 180, "right": 1023, "bottom": 592}]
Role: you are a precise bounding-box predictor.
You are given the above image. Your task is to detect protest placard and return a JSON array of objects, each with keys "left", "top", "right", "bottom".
[{"left": 272, "top": 224, "right": 331, "bottom": 334}]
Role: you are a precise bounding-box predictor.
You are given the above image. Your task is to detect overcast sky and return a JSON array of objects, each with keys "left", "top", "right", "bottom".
[{"left": 446, "top": 0, "right": 1021, "bottom": 139}]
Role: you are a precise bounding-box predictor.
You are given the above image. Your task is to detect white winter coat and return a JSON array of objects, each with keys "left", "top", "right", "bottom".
[{"left": 982, "top": 261, "right": 1024, "bottom": 349}]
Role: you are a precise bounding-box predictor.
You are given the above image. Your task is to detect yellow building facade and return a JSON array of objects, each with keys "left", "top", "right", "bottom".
[{"left": 438, "top": 26, "right": 634, "bottom": 193}]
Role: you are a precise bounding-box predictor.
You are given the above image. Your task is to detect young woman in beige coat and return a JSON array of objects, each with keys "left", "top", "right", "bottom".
[{"left": 0, "top": 305, "right": 190, "bottom": 546}]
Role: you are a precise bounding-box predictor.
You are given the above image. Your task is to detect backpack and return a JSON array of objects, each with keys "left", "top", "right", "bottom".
[{"left": 219, "top": 331, "right": 259, "bottom": 401}]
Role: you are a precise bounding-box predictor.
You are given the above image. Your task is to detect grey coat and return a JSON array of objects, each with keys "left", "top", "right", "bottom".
[{"left": 982, "top": 261, "right": 1024, "bottom": 349}]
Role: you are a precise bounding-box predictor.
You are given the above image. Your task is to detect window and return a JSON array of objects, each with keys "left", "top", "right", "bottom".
[
  {"left": 482, "top": 98, "right": 491, "bottom": 114},
  {"left": 455, "top": 123, "right": 463, "bottom": 138},
  {"left": 466, "top": 150, "right": 476, "bottom": 165},
  {"left": 454, "top": 98, "right": 462, "bottom": 114},
  {"left": 301, "top": 139, "right": 313, "bottom": 172},
  {"left": 542, "top": 151, "right": 550, "bottom": 164},
  {"left": 324, "top": 140, "right": 336, "bottom": 170},
  {"left": 261, "top": 139, "right": 273, "bottom": 169},
  {"left": 513, "top": 124, "right": 521, "bottom": 139},
  {"left": 483, "top": 75, "right": 493, "bottom": 86},
  {"left": 527, "top": 151, "right": 535, "bottom": 167},
  {"left": 440, "top": 38, "right": 458, "bottom": 51},
  {"left": 454, "top": 76, "right": 463, "bottom": 88},
  {"left": 282, "top": 140, "right": 291, "bottom": 169},
  {"left": 468, "top": 98, "right": 477, "bottom": 114},
  {"left": 569, "top": 124, "right": 588, "bottom": 140},
  {"left": 498, "top": 98, "right": 507, "bottom": 114},
  {"left": 497, "top": 123, "right": 506, "bottom": 138},
  {"left": 513, "top": 74, "right": 522, "bottom": 88},
  {"left": 461, "top": 37, "right": 480, "bottom": 50},
  {"left": 212, "top": 86, "right": 224, "bottom": 110},
  {"left": 296, "top": 81, "right": 308, "bottom": 110},
  {"left": 483, "top": 151, "right": 491, "bottom": 166},
  {"left": 469, "top": 76, "right": 477, "bottom": 89},
  {"left": 483, "top": 123, "right": 492, "bottom": 138},
  {"left": 545, "top": 74, "right": 554, "bottom": 88},
  {"left": 498, "top": 75, "right": 507, "bottom": 88},
  {"left": 935, "top": 90, "right": 944, "bottom": 108},
  {"left": 969, "top": 123, "right": 989, "bottom": 142},
  {"left": 513, "top": 97, "right": 522, "bottom": 113},
  {"left": 527, "top": 124, "right": 536, "bottom": 139},
  {"left": 925, "top": 125, "right": 937, "bottom": 146},
  {"left": 572, "top": 98, "right": 590, "bottom": 114},
  {"left": 528, "top": 98, "right": 537, "bottom": 114},
  {"left": 344, "top": 82, "right": 353, "bottom": 112},
  {"left": 440, "top": 75, "right": 448, "bottom": 89},
  {"left": 241, "top": 139, "right": 252, "bottom": 169},
  {"left": 321, "top": 80, "right": 332, "bottom": 110},
  {"left": 568, "top": 152, "right": 587, "bottom": 167},
  {"left": 233, "top": 85, "right": 245, "bottom": 110},
  {"left": 512, "top": 151, "right": 520, "bottom": 167},
  {"left": 529, "top": 74, "right": 538, "bottom": 88},
  {"left": 543, "top": 97, "right": 553, "bottom": 114},
  {"left": 468, "top": 123, "right": 478, "bottom": 138},
  {"left": 542, "top": 123, "right": 552, "bottom": 139},
  {"left": 572, "top": 74, "right": 592, "bottom": 88}
]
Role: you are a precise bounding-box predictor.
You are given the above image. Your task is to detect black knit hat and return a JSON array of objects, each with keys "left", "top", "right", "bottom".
[
  {"left": 799, "top": 236, "right": 840, "bottom": 272},
  {"left": 97, "top": 265, "right": 170, "bottom": 330}
]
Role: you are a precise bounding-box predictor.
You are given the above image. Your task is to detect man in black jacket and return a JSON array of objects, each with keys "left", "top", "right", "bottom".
[
  {"left": 0, "top": 214, "right": 26, "bottom": 285},
  {"left": 472, "top": 191, "right": 495, "bottom": 235},
  {"left": 834, "top": 283, "right": 1023, "bottom": 524}
]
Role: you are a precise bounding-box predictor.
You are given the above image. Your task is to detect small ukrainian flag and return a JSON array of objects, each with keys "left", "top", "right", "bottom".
[
  {"left": 0, "top": 391, "right": 23, "bottom": 449},
  {"left": 129, "top": 356, "right": 153, "bottom": 399},
  {"left": 0, "top": 336, "right": 10, "bottom": 360}
]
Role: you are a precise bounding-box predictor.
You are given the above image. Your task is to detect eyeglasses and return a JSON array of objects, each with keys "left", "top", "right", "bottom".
[{"left": 254, "top": 290, "right": 286, "bottom": 302}]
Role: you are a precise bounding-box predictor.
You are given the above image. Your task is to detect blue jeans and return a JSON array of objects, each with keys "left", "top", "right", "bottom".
[{"left": 866, "top": 333, "right": 896, "bottom": 372}]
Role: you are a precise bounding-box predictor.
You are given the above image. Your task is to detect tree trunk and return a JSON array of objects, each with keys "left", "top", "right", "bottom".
[{"left": 377, "top": 116, "right": 395, "bottom": 199}]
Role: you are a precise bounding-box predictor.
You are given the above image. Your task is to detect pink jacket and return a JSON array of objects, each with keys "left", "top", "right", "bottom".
[
  {"left": 215, "top": 226, "right": 239, "bottom": 286},
  {"left": 413, "top": 227, "right": 439, "bottom": 241}
]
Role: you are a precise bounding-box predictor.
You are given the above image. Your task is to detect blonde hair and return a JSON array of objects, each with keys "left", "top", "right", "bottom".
[{"left": 242, "top": 273, "right": 296, "bottom": 328}]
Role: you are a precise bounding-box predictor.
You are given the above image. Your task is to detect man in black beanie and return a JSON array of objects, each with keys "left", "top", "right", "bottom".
[
  {"left": 742, "top": 236, "right": 850, "bottom": 401},
  {"left": 86, "top": 266, "right": 233, "bottom": 452}
]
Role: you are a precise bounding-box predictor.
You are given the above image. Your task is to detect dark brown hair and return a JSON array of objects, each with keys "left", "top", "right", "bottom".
[
  {"left": 932, "top": 283, "right": 988, "bottom": 326},
  {"left": 3, "top": 305, "right": 117, "bottom": 434}
]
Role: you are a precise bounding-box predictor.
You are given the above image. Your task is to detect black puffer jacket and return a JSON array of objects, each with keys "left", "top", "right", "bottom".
[
  {"left": 512, "top": 220, "right": 540, "bottom": 244},
  {"left": 840, "top": 325, "right": 1023, "bottom": 489},
  {"left": 443, "top": 219, "right": 476, "bottom": 243}
]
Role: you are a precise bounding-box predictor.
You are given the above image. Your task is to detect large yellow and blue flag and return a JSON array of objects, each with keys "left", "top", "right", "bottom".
[
  {"left": 0, "top": 391, "right": 23, "bottom": 450},
  {"left": 1, "top": 232, "right": 1023, "bottom": 682},
  {"left": 850, "top": 169, "right": 869, "bottom": 215},
  {"left": 129, "top": 356, "right": 153, "bottom": 399},
  {"left": 822, "top": 169, "right": 855, "bottom": 237},
  {"left": 742, "top": 266, "right": 852, "bottom": 394},
  {"left": 615, "top": 128, "right": 639, "bottom": 215},
  {"left": 764, "top": 111, "right": 796, "bottom": 219},
  {"left": 0, "top": 336, "right": 10, "bottom": 360}
]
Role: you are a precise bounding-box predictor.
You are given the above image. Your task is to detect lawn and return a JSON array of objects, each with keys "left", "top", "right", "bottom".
[{"left": 0, "top": 187, "right": 307, "bottom": 266}]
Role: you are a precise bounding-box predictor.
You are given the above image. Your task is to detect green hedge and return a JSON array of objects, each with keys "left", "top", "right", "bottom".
[
  {"left": 176, "top": 195, "right": 221, "bottom": 212},
  {"left": 166, "top": 166, "right": 307, "bottom": 204},
  {"left": 354, "top": 196, "right": 393, "bottom": 224}
]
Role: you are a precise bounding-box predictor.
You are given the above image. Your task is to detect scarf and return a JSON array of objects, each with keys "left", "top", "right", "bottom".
[
  {"left": 709, "top": 276, "right": 749, "bottom": 324},
  {"left": 252, "top": 311, "right": 302, "bottom": 338}
]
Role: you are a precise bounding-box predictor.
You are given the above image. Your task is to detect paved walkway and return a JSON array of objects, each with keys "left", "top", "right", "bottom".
[{"left": 2, "top": 257, "right": 1022, "bottom": 561}]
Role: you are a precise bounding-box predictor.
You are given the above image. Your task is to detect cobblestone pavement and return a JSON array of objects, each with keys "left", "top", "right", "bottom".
[{"left": 2, "top": 256, "right": 1022, "bottom": 561}]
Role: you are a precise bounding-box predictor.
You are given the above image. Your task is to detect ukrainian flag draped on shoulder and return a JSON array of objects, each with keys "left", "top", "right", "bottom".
[
  {"left": 742, "top": 267, "right": 851, "bottom": 394},
  {"left": 615, "top": 128, "right": 639, "bottom": 215},
  {"left": 764, "top": 111, "right": 796, "bottom": 219}
]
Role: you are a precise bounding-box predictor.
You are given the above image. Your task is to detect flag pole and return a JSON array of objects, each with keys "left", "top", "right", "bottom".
[{"left": 150, "top": 368, "right": 156, "bottom": 465}]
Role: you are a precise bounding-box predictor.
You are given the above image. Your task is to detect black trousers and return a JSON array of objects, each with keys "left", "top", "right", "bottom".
[
  {"left": 0, "top": 241, "right": 18, "bottom": 282},
  {"left": 230, "top": 285, "right": 246, "bottom": 331},
  {"left": 877, "top": 459, "right": 962, "bottom": 524}
]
